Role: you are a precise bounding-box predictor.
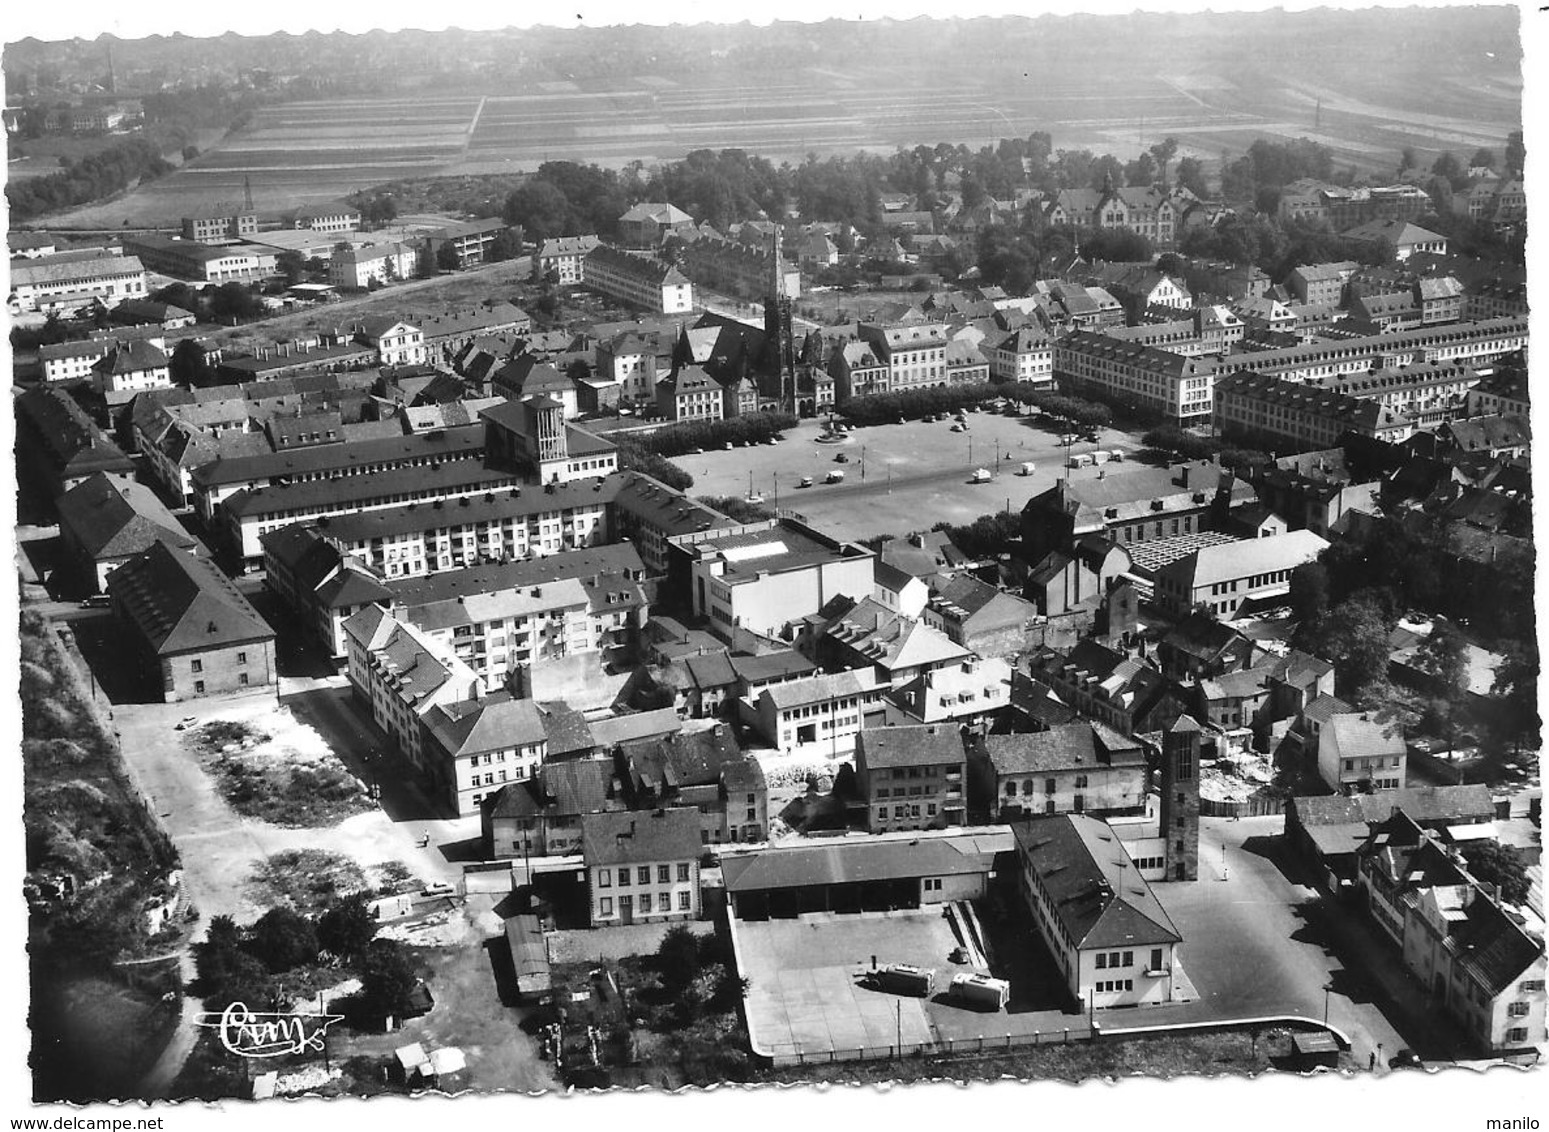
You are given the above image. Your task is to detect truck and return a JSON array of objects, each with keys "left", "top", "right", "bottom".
[
  {"left": 872, "top": 963, "right": 935, "bottom": 996},
  {"left": 1068, "top": 453, "right": 1095, "bottom": 469},
  {"left": 971, "top": 467, "right": 992, "bottom": 483},
  {"left": 1018, "top": 461, "right": 1036, "bottom": 476},
  {"left": 825, "top": 469, "right": 846, "bottom": 484},
  {"left": 949, "top": 973, "right": 1010, "bottom": 1011}
]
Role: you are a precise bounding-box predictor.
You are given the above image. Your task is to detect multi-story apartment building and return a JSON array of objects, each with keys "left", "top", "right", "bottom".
[
  {"left": 854, "top": 724, "right": 967, "bottom": 832},
  {"left": 855, "top": 322, "right": 951, "bottom": 393},
  {"left": 988, "top": 327, "right": 1054, "bottom": 386},
  {"left": 1320, "top": 361, "right": 1479, "bottom": 429},
  {"left": 181, "top": 209, "right": 259, "bottom": 242},
  {"left": 1466, "top": 366, "right": 1529, "bottom": 418},
  {"left": 350, "top": 316, "right": 427, "bottom": 367},
  {"left": 656, "top": 365, "right": 724, "bottom": 422},
  {"left": 1286, "top": 261, "right": 1359, "bottom": 306},
  {"left": 1055, "top": 331, "right": 1219, "bottom": 425},
  {"left": 678, "top": 230, "right": 801, "bottom": 300},
  {"left": 191, "top": 423, "right": 487, "bottom": 522},
  {"left": 1213, "top": 370, "right": 1415, "bottom": 451},
  {"left": 584, "top": 244, "right": 693, "bottom": 314},
  {"left": 534, "top": 235, "right": 601, "bottom": 284},
  {"left": 9, "top": 250, "right": 147, "bottom": 312},
  {"left": 41, "top": 335, "right": 160, "bottom": 385},
  {"left": 422, "top": 695, "right": 549, "bottom": 816},
  {"left": 1317, "top": 712, "right": 1407, "bottom": 794},
  {"left": 342, "top": 605, "right": 480, "bottom": 774},
  {"left": 91, "top": 339, "right": 171, "bottom": 406},
  {"left": 889, "top": 655, "right": 1012, "bottom": 725},
  {"left": 14, "top": 386, "right": 136, "bottom": 498},
  {"left": 973, "top": 723, "right": 1148, "bottom": 822},
  {"left": 1013, "top": 815, "right": 1183, "bottom": 1010},
  {"left": 582, "top": 809, "right": 703, "bottom": 927},
  {"left": 596, "top": 329, "right": 666, "bottom": 403},
  {"left": 1355, "top": 812, "right": 1545, "bottom": 1056},
  {"left": 1154, "top": 529, "right": 1329, "bottom": 619},
  {"left": 419, "top": 218, "right": 511, "bottom": 269},
  {"left": 1231, "top": 317, "right": 1528, "bottom": 384},
  {"left": 394, "top": 567, "right": 646, "bottom": 694},
  {"left": 329, "top": 242, "right": 418, "bottom": 289}
]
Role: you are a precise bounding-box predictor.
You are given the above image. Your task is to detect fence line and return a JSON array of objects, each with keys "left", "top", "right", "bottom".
[{"left": 774, "top": 1021, "right": 1096, "bottom": 1068}]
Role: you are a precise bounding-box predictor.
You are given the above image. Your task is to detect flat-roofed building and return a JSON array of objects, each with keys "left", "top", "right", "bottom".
[
  {"left": 854, "top": 723, "right": 967, "bottom": 832},
  {"left": 419, "top": 218, "right": 512, "bottom": 269},
  {"left": 181, "top": 208, "right": 259, "bottom": 242},
  {"left": 122, "top": 234, "right": 275, "bottom": 282},
  {"left": 684, "top": 517, "right": 876, "bottom": 640}
]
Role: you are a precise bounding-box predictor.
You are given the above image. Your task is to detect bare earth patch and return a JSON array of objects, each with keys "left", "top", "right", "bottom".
[
  {"left": 247, "top": 849, "right": 369, "bottom": 916},
  {"left": 186, "top": 715, "right": 374, "bottom": 828}
]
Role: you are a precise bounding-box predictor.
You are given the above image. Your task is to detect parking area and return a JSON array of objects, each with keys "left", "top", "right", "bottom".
[
  {"left": 732, "top": 907, "right": 1091, "bottom": 1063},
  {"left": 680, "top": 412, "right": 1144, "bottom": 541}
]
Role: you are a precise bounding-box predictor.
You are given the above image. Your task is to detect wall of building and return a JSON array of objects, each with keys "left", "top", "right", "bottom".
[{"left": 160, "top": 640, "right": 274, "bottom": 702}]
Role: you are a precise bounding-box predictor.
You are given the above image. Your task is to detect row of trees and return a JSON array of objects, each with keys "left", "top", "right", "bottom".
[
  {"left": 640, "top": 410, "right": 798, "bottom": 458},
  {"left": 837, "top": 381, "right": 999, "bottom": 426},
  {"left": 7, "top": 137, "right": 177, "bottom": 220},
  {"left": 615, "top": 439, "right": 693, "bottom": 491}
]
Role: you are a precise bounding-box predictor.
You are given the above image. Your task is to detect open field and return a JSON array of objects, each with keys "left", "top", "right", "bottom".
[
  {"left": 680, "top": 411, "right": 1140, "bottom": 542},
  {"left": 26, "top": 46, "right": 1519, "bottom": 229}
]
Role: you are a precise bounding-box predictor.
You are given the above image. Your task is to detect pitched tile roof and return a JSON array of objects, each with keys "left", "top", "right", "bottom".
[
  {"left": 581, "top": 807, "right": 703, "bottom": 867},
  {"left": 1014, "top": 814, "right": 1181, "bottom": 950},
  {"left": 56, "top": 472, "right": 197, "bottom": 561},
  {"left": 107, "top": 542, "right": 274, "bottom": 655},
  {"left": 856, "top": 723, "right": 965, "bottom": 770}
]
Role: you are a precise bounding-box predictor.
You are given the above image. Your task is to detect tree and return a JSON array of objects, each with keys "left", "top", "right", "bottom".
[
  {"left": 655, "top": 924, "right": 702, "bottom": 997},
  {"left": 434, "top": 242, "right": 460, "bottom": 273},
  {"left": 1149, "top": 137, "right": 1180, "bottom": 189},
  {"left": 170, "top": 338, "right": 213, "bottom": 387},
  {"left": 1461, "top": 842, "right": 1531, "bottom": 906},
  {"left": 1505, "top": 131, "right": 1525, "bottom": 177},
  {"left": 1289, "top": 562, "right": 1331, "bottom": 637},
  {"left": 181, "top": 145, "right": 200, "bottom": 161},
  {"left": 357, "top": 939, "right": 421, "bottom": 1021},
  {"left": 248, "top": 906, "right": 320, "bottom": 973},
  {"left": 1317, "top": 592, "right": 1394, "bottom": 698},
  {"left": 317, "top": 895, "right": 377, "bottom": 959},
  {"left": 1124, "top": 151, "right": 1157, "bottom": 188},
  {"left": 276, "top": 250, "right": 306, "bottom": 287},
  {"left": 487, "top": 227, "right": 522, "bottom": 262},
  {"left": 1430, "top": 151, "right": 1466, "bottom": 191},
  {"left": 1174, "top": 155, "right": 1208, "bottom": 199},
  {"left": 1397, "top": 147, "right": 1419, "bottom": 178},
  {"left": 208, "top": 282, "right": 264, "bottom": 323},
  {"left": 1469, "top": 148, "right": 1497, "bottom": 172},
  {"left": 1155, "top": 252, "right": 1184, "bottom": 276}
]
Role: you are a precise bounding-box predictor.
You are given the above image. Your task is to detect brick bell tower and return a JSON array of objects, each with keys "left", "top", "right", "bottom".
[{"left": 1160, "top": 714, "right": 1201, "bottom": 881}]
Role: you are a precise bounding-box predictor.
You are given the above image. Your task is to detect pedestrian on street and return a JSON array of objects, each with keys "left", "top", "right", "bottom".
[{"left": 1368, "top": 1051, "right": 1376, "bottom": 1070}]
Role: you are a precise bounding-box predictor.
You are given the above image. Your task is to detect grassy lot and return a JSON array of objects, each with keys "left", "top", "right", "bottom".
[
  {"left": 758, "top": 1027, "right": 1357, "bottom": 1085},
  {"left": 246, "top": 849, "right": 370, "bottom": 917},
  {"left": 187, "top": 720, "right": 374, "bottom": 828},
  {"left": 31, "top": 972, "right": 182, "bottom": 1102}
]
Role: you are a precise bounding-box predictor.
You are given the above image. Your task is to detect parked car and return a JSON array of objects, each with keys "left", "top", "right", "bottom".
[
  {"left": 835, "top": 452, "right": 849, "bottom": 463},
  {"left": 422, "top": 882, "right": 455, "bottom": 897},
  {"left": 79, "top": 595, "right": 112, "bottom": 609},
  {"left": 799, "top": 476, "right": 814, "bottom": 488},
  {"left": 972, "top": 468, "right": 992, "bottom": 483}
]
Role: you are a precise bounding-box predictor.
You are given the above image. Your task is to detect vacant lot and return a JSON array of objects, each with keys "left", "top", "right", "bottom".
[{"left": 186, "top": 717, "right": 375, "bottom": 828}]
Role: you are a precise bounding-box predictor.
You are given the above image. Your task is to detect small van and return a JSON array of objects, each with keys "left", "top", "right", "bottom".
[{"left": 873, "top": 963, "right": 935, "bottom": 996}]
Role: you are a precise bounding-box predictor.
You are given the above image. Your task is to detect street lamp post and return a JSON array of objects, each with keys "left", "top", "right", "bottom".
[{"left": 1323, "top": 987, "right": 1331, "bottom": 1027}]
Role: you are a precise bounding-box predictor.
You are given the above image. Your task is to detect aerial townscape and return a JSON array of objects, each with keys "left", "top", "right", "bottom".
[{"left": 5, "top": 5, "right": 1540, "bottom": 1111}]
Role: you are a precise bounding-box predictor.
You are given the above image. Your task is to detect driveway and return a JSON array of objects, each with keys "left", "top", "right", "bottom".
[{"left": 1109, "top": 816, "right": 1409, "bottom": 1069}]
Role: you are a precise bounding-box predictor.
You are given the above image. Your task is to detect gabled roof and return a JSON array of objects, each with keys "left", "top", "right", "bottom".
[
  {"left": 722, "top": 837, "right": 985, "bottom": 893},
  {"left": 57, "top": 472, "right": 197, "bottom": 561},
  {"left": 856, "top": 723, "right": 964, "bottom": 770},
  {"left": 1014, "top": 815, "right": 1181, "bottom": 950},
  {"left": 107, "top": 542, "right": 274, "bottom": 655},
  {"left": 581, "top": 807, "right": 702, "bottom": 867},
  {"left": 425, "top": 695, "right": 546, "bottom": 758},
  {"left": 1292, "top": 784, "right": 1496, "bottom": 829}
]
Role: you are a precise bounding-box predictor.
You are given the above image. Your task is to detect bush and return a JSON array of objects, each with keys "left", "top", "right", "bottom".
[{"left": 697, "top": 495, "right": 775, "bottom": 523}]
